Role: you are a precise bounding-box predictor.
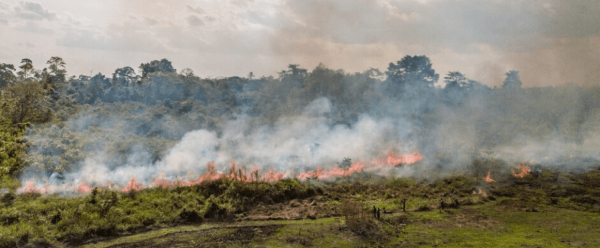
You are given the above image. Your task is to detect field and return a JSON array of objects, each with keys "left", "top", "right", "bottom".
[{"left": 2, "top": 165, "right": 600, "bottom": 248}]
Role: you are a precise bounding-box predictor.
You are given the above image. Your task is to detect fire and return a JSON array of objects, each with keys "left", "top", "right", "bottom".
[
  {"left": 512, "top": 164, "right": 530, "bottom": 178},
  {"left": 297, "top": 161, "right": 366, "bottom": 180},
  {"left": 153, "top": 177, "right": 170, "bottom": 189},
  {"left": 484, "top": 170, "right": 496, "bottom": 183},
  {"left": 373, "top": 151, "right": 423, "bottom": 167},
  {"left": 19, "top": 150, "right": 424, "bottom": 194},
  {"left": 22, "top": 182, "right": 47, "bottom": 194},
  {"left": 262, "top": 169, "right": 284, "bottom": 182},
  {"left": 121, "top": 177, "right": 143, "bottom": 192},
  {"left": 76, "top": 183, "right": 93, "bottom": 193}
]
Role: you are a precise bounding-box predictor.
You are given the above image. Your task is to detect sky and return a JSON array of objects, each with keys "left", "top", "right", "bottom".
[{"left": 0, "top": 0, "right": 599, "bottom": 87}]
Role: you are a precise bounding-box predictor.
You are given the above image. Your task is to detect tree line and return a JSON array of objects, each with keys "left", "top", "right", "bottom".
[{"left": 1, "top": 55, "right": 599, "bottom": 186}]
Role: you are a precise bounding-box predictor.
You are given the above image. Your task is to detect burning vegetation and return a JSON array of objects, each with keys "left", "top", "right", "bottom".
[
  {"left": 484, "top": 170, "right": 496, "bottom": 183},
  {"left": 512, "top": 164, "right": 531, "bottom": 178},
  {"left": 2, "top": 55, "right": 600, "bottom": 247},
  {"left": 21, "top": 151, "right": 423, "bottom": 194}
]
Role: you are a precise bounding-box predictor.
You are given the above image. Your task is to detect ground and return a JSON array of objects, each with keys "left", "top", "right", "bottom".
[
  {"left": 3, "top": 167, "right": 600, "bottom": 247},
  {"left": 81, "top": 195, "right": 600, "bottom": 247}
]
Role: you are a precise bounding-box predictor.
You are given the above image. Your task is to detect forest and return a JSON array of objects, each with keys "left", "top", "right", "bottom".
[
  {"left": 1, "top": 56, "right": 600, "bottom": 247},
  {"left": 1, "top": 55, "right": 599, "bottom": 189}
]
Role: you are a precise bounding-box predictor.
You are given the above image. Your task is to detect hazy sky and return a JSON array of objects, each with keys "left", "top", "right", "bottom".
[{"left": 1, "top": 0, "right": 599, "bottom": 87}]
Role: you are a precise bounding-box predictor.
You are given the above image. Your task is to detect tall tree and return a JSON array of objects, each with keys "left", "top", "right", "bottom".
[
  {"left": 502, "top": 70, "right": 522, "bottom": 89},
  {"left": 112, "top": 66, "right": 137, "bottom": 87},
  {"left": 386, "top": 55, "right": 439, "bottom": 89},
  {"left": 180, "top": 68, "right": 195, "bottom": 78},
  {"left": 3, "top": 81, "right": 50, "bottom": 124},
  {"left": 0, "top": 63, "right": 17, "bottom": 88},
  {"left": 138, "top": 59, "right": 176, "bottom": 78},
  {"left": 443, "top": 71, "right": 468, "bottom": 90},
  {"left": 279, "top": 64, "right": 308, "bottom": 88},
  {"left": 18, "top": 58, "right": 33, "bottom": 79},
  {"left": 46, "top": 56, "right": 67, "bottom": 79}
]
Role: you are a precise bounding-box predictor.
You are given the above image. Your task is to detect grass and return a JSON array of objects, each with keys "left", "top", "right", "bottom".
[
  {"left": 78, "top": 201, "right": 600, "bottom": 247},
  {"left": 2, "top": 167, "right": 600, "bottom": 247},
  {"left": 393, "top": 201, "right": 600, "bottom": 247}
]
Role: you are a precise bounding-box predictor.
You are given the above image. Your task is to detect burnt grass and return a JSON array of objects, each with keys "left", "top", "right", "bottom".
[{"left": 2, "top": 166, "right": 600, "bottom": 247}]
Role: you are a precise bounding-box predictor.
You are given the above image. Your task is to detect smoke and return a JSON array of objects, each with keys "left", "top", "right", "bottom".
[
  {"left": 19, "top": 96, "right": 425, "bottom": 193},
  {"left": 16, "top": 60, "right": 600, "bottom": 194}
]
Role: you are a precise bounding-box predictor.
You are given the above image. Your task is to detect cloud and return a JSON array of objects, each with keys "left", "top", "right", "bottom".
[
  {"left": 186, "top": 5, "right": 205, "bottom": 15},
  {"left": 14, "top": 21, "right": 54, "bottom": 35},
  {"left": 2, "top": 0, "right": 599, "bottom": 87},
  {"left": 15, "top": 1, "right": 57, "bottom": 21},
  {"left": 17, "top": 41, "right": 35, "bottom": 48},
  {"left": 56, "top": 21, "right": 170, "bottom": 53},
  {"left": 144, "top": 16, "right": 159, "bottom": 26},
  {"left": 187, "top": 15, "right": 204, "bottom": 27}
]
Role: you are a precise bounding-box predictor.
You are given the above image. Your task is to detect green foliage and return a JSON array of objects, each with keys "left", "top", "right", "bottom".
[
  {"left": 0, "top": 178, "right": 320, "bottom": 246},
  {"left": 386, "top": 55, "right": 439, "bottom": 88},
  {"left": 0, "top": 102, "right": 29, "bottom": 181}
]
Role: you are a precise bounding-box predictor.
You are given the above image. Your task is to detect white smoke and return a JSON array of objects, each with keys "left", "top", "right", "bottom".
[{"left": 18, "top": 98, "right": 422, "bottom": 193}]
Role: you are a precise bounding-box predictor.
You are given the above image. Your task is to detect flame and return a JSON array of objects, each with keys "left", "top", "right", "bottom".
[
  {"left": 23, "top": 182, "right": 47, "bottom": 194},
  {"left": 262, "top": 169, "right": 284, "bottom": 182},
  {"left": 76, "top": 183, "right": 93, "bottom": 193},
  {"left": 373, "top": 151, "right": 423, "bottom": 167},
  {"left": 297, "top": 162, "right": 366, "bottom": 180},
  {"left": 512, "top": 164, "right": 530, "bottom": 178},
  {"left": 19, "top": 150, "right": 424, "bottom": 194},
  {"left": 484, "top": 170, "right": 496, "bottom": 183},
  {"left": 121, "top": 177, "right": 143, "bottom": 192},
  {"left": 153, "top": 177, "right": 170, "bottom": 189}
]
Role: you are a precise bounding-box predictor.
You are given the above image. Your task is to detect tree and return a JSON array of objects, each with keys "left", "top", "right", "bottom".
[
  {"left": 386, "top": 55, "right": 439, "bottom": 88},
  {"left": 47, "top": 57, "right": 66, "bottom": 75},
  {"left": 502, "top": 70, "right": 522, "bottom": 89},
  {"left": 303, "top": 63, "right": 344, "bottom": 101},
  {"left": 180, "top": 68, "right": 195, "bottom": 78},
  {"left": 138, "top": 59, "right": 176, "bottom": 78},
  {"left": 364, "top": 67, "right": 385, "bottom": 81},
  {"left": 443, "top": 71, "right": 468, "bottom": 90},
  {"left": 112, "top": 66, "right": 137, "bottom": 87},
  {"left": 466, "top": 79, "right": 489, "bottom": 92},
  {"left": 3, "top": 81, "right": 50, "bottom": 124},
  {"left": 18, "top": 58, "right": 33, "bottom": 79},
  {"left": 46, "top": 56, "right": 67, "bottom": 80},
  {"left": 0, "top": 63, "right": 17, "bottom": 88},
  {"left": 279, "top": 64, "right": 308, "bottom": 88},
  {"left": 43, "top": 57, "right": 67, "bottom": 100},
  {"left": 286, "top": 64, "right": 307, "bottom": 79}
]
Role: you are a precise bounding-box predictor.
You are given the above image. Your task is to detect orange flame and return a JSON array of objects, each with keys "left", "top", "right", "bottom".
[
  {"left": 484, "top": 170, "right": 496, "bottom": 183},
  {"left": 23, "top": 182, "right": 47, "bottom": 194},
  {"left": 76, "top": 183, "right": 93, "bottom": 193},
  {"left": 373, "top": 151, "right": 423, "bottom": 167},
  {"left": 512, "top": 164, "right": 530, "bottom": 178},
  {"left": 121, "top": 177, "right": 143, "bottom": 192},
  {"left": 21, "top": 150, "right": 425, "bottom": 194},
  {"left": 262, "top": 169, "right": 284, "bottom": 182},
  {"left": 297, "top": 161, "right": 366, "bottom": 180},
  {"left": 153, "top": 177, "right": 170, "bottom": 189}
]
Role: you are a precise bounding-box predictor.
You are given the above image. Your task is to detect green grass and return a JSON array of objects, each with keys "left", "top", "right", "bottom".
[
  {"left": 3, "top": 169, "right": 600, "bottom": 247},
  {"left": 79, "top": 201, "right": 600, "bottom": 247}
]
